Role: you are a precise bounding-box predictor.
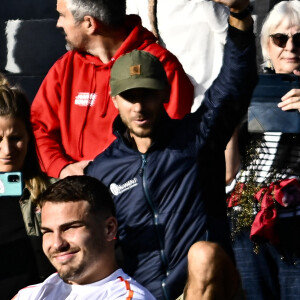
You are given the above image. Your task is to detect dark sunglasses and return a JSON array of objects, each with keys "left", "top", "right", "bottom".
[{"left": 269, "top": 32, "right": 300, "bottom": 48}]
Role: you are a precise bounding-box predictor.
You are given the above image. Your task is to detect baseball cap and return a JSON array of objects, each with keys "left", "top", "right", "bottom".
[{"left": 110, "top": 50, "right": 169, "bottom": 96}]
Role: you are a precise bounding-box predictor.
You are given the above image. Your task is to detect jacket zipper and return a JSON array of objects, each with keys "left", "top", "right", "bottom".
[{"left": 140, "top": 154, "right": 170, "bottom": 300}]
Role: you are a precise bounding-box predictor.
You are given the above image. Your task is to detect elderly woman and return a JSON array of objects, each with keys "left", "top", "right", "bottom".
[
  {"left": 0, "top": 74, "right": 54, "bottom": 299},
  {"left": 227, "top": 1, "right": 300, "bottom": 299}
]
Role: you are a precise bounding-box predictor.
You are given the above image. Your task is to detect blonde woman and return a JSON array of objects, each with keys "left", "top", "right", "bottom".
[
  {"left": 227, "top": 1, "right": 300, "bottom": 299},
  {"left": 0, "top": 74, "right": 54, "bottom": 299}
]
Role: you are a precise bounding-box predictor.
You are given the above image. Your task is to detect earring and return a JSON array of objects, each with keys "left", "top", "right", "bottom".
[{"left": 266, "top": 58, "right": 274, "bottom": 70}]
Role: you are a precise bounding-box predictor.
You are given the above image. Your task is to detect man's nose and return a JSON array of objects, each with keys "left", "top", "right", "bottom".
[
  {"left": 56, "top": 17, "right": 62, "bottom": 28},
  {"left": 53, "top": 232, "right": 68, "bottom": 251},
  {"left": 132, "top": 101, "right": 144, "bottom": 112}
]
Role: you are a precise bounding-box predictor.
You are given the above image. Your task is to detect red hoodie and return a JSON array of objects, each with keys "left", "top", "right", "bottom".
[{"left": 31, "top": 15, "right": 194, "bottom": 178}]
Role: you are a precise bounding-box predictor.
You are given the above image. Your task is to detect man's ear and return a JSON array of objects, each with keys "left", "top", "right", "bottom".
[
  {"left": 83, "top": 15, "right": 98, "bottom": 34},
  {"left": 105, "top": 216, "right": 118, "bottom": 242},
  {"left": 111, "top": 96, "right": 119, "bottom": 109}
]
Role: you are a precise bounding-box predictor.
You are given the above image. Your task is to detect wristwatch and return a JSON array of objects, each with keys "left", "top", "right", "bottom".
[{"left": 230, "top": 4, "right": 253, "bottom": 20}]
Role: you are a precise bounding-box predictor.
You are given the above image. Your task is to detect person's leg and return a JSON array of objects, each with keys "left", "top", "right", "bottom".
[
  {"left": 277, "top": 250, "right": 300, "bottom": 299},
  {"left": 233, "top": 230, "right": 279, "bottom": 300},
  {"left": 184, "top": 241, "right": 241, "bottom": 300}
]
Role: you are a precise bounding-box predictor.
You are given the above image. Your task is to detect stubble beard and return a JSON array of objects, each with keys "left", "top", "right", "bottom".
[
  {"left": 65, "top": 40, "right": 75, "bottom": 51},
  {"left": 130, "top": 126, "right": 152, "bottom": 138},
  {"left": 56, "top": 261, "right": 86, "bottom": 283},
  {"left": 126, "top": 116, "right": 155, "bottom": 139}
]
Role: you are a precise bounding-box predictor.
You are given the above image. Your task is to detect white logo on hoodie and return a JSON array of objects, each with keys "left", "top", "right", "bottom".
[{"left": 75, "top": 92, "right": 97, "bottom": 106}]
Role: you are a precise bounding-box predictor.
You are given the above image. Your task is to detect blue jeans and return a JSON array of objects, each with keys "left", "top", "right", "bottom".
[{"left": 233, "top": 229, "right": 300, "bottom": 300}]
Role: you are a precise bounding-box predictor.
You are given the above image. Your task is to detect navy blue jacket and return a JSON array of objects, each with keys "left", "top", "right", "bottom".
[{"left": 86, "top": 25, "right": 257, "bottom": 300}]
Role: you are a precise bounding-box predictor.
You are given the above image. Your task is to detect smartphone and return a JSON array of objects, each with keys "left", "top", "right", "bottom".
[{"left": 0, "top": 172, "right": 23, "bottom": 197}]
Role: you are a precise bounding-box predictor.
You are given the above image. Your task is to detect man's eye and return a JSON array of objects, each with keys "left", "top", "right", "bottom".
[{"left": 65, "top": 225, "right": 81, "bottom": 231}]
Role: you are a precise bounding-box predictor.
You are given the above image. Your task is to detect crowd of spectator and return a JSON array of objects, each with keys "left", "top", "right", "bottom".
[{"left": 0, "top": 1, "right": 299, "bottom": 300}]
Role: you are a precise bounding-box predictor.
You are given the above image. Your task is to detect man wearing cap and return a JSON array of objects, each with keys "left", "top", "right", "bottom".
[
  {"left": 30, "top": 0, "right": 194, "bottom": 180},
  {"left": 86, "top": 0, "right": 257, "bottom": 299}
]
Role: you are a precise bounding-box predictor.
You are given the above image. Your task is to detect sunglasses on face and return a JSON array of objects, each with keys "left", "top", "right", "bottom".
[{"left": 269, "top": 32, "right": 300, "bottom": 48}]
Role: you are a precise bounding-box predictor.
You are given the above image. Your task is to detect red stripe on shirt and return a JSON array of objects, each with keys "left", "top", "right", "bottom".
[{"left": 118, "top": 276, "right": 134, "bottom": 300}]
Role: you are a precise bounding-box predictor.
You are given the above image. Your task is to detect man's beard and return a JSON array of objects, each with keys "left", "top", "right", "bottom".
[
  {"left": 49, "top": 246, "right": 85, "bottom": 283},
  {"left": 130, "top": 126, "right": 153, "bottom": 138},
  {"left": 57, "top": 261, "right": 86, "bottom": 283},
  {"left": 65, "top": 41, "right": 75, "bottom": 51}
]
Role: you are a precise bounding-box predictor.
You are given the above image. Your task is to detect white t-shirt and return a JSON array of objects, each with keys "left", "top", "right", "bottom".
[{"left": 14, "top": 269, "right": 156, "bottom": 300}]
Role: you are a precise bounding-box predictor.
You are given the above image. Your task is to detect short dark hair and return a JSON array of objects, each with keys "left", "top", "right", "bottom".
[
  {"left": 67, "top": 0, "right": 126, "bottom": 28},
  {"left": 37, "top": 176, "right": 116, "bottom": 217}
]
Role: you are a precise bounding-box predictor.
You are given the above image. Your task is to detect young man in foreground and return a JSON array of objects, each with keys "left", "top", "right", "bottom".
[{"left": 13, "top": 176, "right": 156, "bottom": 300}]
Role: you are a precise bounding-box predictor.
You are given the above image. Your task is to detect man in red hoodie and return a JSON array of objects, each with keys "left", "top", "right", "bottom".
[{"left": 31, "top": 0, "right": 194, "bottom": 178}]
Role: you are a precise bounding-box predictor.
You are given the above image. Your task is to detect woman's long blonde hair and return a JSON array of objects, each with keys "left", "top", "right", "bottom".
[{"left": 0, "top": 73, "right": 49, "bottom": 200}]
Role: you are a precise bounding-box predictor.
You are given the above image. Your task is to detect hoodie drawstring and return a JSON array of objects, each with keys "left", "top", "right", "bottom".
[{"left": 77, "top": 64, "right": 97, "bottom": 157}]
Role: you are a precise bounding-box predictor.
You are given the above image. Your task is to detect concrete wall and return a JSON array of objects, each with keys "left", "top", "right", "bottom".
[{"left": 0, "top": 0, "right": 66, "bottom": 102}]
